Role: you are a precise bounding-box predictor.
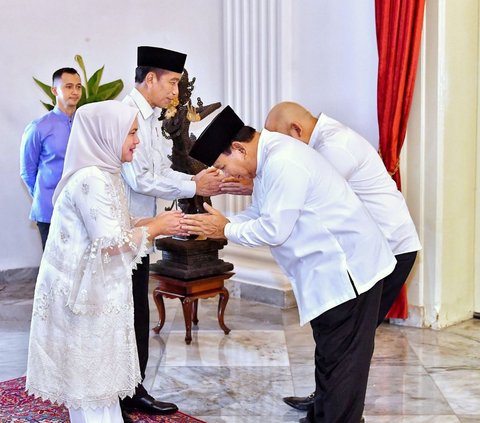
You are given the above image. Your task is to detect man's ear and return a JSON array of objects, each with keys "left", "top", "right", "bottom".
[
  {"left": 145, "top": 71, "right": 156, "bottom": 86},
  {"left": 231, "top": 141, "right": 246, "bottom": 154},
  {"left": 51, "top": 86, "right": 58, "bottom": 97},
  {"left": 288, "top": 122, "right": 303, "bottom": 140}
]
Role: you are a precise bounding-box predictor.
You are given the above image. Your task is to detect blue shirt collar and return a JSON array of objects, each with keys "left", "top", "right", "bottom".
[{"left": 52, "top": 105, "right": 75, "bottom": 122}]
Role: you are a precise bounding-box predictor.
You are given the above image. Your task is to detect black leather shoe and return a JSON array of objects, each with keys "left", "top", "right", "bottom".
[
  {"left": 121, "top": 409, "right": 134, "bottom": 423},
  {"left": 122, "top": 395, "right": 178, "bottom": 415},
  {"left": 299, "top": 414, "right": 363, "bottom": 423},
  {"left": 283, "top": 391, "right": 315, "bottom": 411}
]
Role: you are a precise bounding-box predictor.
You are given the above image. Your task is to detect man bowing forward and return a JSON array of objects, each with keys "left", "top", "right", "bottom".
[{"left": 180, "top": 106, "right": 396, "bottom": 423}]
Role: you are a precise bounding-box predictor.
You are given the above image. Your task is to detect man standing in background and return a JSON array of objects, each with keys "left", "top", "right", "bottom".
[{"left": 20, "top": 67, "right": 82, "bottom": 249}]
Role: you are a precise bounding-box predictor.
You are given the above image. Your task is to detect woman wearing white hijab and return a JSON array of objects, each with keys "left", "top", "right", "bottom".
[{"left": 26, "top": 100, "right": 185, "bottom": 423}]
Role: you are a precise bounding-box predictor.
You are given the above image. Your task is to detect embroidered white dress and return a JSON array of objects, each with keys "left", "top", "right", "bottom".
[{"left": 26, "top": 166, "right": 149, "bottom": 410}]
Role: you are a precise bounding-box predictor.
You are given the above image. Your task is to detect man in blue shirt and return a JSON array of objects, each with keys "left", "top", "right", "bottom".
[{"left": 20, "top": 68, "right": 82, "bottom": 249}]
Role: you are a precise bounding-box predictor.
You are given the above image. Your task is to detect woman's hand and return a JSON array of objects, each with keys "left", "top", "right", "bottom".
[{"left": 153, "top": 210, "right": 188, "bottom": 237}]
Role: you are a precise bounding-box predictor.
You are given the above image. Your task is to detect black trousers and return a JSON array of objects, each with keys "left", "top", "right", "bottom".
[
  {"left": 131, "top": 254, "right": 151, "bottom": 398},
  {"left": 36, "top": 222, "right": 50, "bottom": 250},
  {"left": 377, "top": 251, "right": 418, "bottom": 326},
  {"left": 306, "top": 281, "right": 383, "bottom": 423}
]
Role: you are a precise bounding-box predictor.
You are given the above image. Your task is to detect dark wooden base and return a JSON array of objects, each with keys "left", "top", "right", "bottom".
[
  {"left": 151, "top": 272, "right": 233, "bottom": 344},
  {"left": 152, "top": 237, "right": 233, "bottom": 279}
]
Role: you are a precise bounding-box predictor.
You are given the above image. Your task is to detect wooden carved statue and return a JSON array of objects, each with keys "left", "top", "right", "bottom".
[{"left": 159, "top": 69, "right": 221, "bottom": 214}]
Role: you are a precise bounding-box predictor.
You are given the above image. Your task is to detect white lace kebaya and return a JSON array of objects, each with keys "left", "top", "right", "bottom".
[{"left": 26, "top": 101, "right": 149, "bottom": 411}]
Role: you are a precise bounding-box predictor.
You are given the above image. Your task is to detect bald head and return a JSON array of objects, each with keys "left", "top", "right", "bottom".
[{"left": 264, "top": 102, "right": 317, "bottom": 144}]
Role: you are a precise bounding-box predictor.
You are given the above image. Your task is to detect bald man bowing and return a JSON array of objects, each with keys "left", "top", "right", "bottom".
[
  {"left": 265, "top": 102, "right": 421, "bottom": 326},
  {"left": 264, "top": 102, "right": 421, "bottom": 415}
]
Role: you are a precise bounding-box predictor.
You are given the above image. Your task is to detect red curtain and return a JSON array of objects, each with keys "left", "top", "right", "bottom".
[{"left": 375, "top": 0, "right": 425, "bottom": 319}]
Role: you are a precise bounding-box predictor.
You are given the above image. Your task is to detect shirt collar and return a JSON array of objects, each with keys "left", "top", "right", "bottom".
[
  {"left": 256, "top": 128, "right": 272, "bottom": 178},
  {"left": 52, "top": 105, "right": 75, "bottom": 122},
  {"left": 309, "top": 112, "right": 324, "bottom": 150},
  {"left": 129, "top": 88, "right": 158, "bottom": 120}
]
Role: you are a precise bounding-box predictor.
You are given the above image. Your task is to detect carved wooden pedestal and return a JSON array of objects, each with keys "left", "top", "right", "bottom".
[{"left": 151, "top": 272, "right": 233, "bottom": 345}]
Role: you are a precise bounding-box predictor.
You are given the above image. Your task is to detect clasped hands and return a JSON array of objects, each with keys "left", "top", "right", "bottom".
[
  {"left": 180, "top": 202, "right": 229, "bottom": 239},
  {"left": 136, "top": 210, "right": 189, "bottom": 241},
  {"left": 146, "top": 203, "right": 229, "bottom": 240}
]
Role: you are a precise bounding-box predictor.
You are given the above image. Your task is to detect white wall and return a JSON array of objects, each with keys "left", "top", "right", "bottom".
[
  {"left": 291, "top": 0, "right": 379, "bottom": 145},
  {"left": 475, "top": 0, "right": 480, "bottom": 316},
  {"left": 386, "top": 0, "right": 479, "bottom": 327}
]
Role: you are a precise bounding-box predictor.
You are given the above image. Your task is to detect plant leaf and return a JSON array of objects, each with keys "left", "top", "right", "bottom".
[
  {"left": 40, "top": 100, "right": 54, "bottom": 111},
  {"left": 87, "top": 66, "right": 104, "bottom": 96},
  {"left": 97, "top": 80, "right": 124, "bottom": 99},
  {"left": 77, "top": 86, "right": 88, "bottom": 108},
  {"left": 33, "top": 77, "right": 55, "bottom": 102},
  {"left": 75, "top": 55, "right": 89, "bottom": 97},
  {"left": 74, "top": 54, "right": 86, "bottom": 72},
  {"left": 90, "top": 85, "right": 123, "bottom": 102}
]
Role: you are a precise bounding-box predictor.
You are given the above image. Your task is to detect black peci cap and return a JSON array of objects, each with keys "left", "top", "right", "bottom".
[
  {"left": 137, "top": 46, "right": 187, "bottom": 73},
  {"left": 189, "top": 106, "right": 245, "bottom": 166}
]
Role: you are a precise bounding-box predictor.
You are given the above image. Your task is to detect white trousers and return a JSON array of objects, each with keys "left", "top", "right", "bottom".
[{"left": 68, "top": 401, "right": 123, "bottom": 423}]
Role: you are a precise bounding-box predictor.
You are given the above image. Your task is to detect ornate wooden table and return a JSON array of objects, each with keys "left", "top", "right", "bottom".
[{"left": 151, "top": 272, "right": 233, "bottom": 345}]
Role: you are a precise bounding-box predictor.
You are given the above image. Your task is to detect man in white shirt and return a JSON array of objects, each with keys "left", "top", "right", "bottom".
[
  {"left": 181, "top": 106, "right": 397, "bottom": 423},
  {"left": 264, "top": 102, "right": 422, "bottom": 413},
  {"left": 120, "top": 46, "right": 223, "bottom": 419}
]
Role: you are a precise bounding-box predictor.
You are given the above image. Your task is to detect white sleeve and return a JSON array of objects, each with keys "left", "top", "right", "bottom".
[
  {"left": 225, "top": 158, "right": 309, "bottom": 247},
  {"left": 121, "top": 96, "right": 196, "bottom": 200},
  {"left": 121, "top": 143, "right": 196, "bottom": 201},
  {"left": 227, "top": 190, "right": 260, "bottom": 224},
  {"left": 66, "top": 172, "right": 150, "bottom": 315}
]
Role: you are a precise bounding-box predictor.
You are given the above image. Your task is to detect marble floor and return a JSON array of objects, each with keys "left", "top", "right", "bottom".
[{"left": 1, "top": 277, "right": 480, "bottom": 423}]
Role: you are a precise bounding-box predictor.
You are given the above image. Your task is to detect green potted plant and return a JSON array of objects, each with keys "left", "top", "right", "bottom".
[{"left": 33, "top": 54, "right": 124, "bottom": 110}]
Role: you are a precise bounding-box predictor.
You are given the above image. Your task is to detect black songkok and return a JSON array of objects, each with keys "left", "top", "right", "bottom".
[
  {"left": 137, "top": 46, "right": 187, "bottom": 73},
  {"left": 189, "top": 106, "right": 245, "bottom": 166}
]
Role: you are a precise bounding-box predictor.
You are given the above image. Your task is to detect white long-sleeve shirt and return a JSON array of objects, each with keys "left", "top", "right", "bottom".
[
  {"left": 310, "top": 113, "right": 421, "bottom": 255},
  {"left": 225, "top": 129, "right": 396, "bottom": 326},
  {"left": 121, "top": 88, "right": 196, "bottom": 218}
]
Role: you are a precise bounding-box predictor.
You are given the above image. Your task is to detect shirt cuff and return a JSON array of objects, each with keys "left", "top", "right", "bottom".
[
  {"left": 177, "top": 180, "right": 197, "bottom": 199},
  {"left": 228, "top": 215, "right": 243, "bottom": 224},
  {"left": 180, "top": 172, "right": 194, "bottom": 181},
  {"left": 224, "top": 222, "right": 235, "bottom": 241}
]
